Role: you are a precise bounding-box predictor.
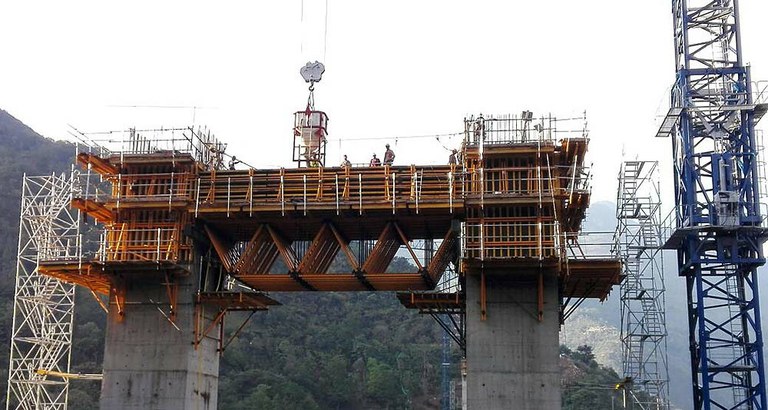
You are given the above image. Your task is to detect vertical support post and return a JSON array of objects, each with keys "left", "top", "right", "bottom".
[
  {"left": 358, "top": 173, "right": 363, "bottom": 216},
  {"left": 392, "top": 172, "right": 396, "bottom": 215},
  {"left": 448, "top": 170, "right": 454, "bottom": 214},
  {"left": 195, "top": 177, "right": 200, "bottom": 218},
  {"left": 226, "top": 177, "right": 231, "bottom": 217},
  {"left": 249, "top": 171, "right": 253, "bottom": 217},
  {"left": 480, "top": 270, "right": 487, "bottom": 321},
  {"left": 537, "top": 272, "right": 544, "bottom": 322},
  {"left": 335, "top": 174, "right": 339, "bottom": 216},
  {"left": 303, "top": 174, "right": 307, "bottom": 216}
]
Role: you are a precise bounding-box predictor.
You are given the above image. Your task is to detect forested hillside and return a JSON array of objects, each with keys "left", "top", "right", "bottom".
[{"left": 0, "top": 109, "right": 629, "bottom": 409}]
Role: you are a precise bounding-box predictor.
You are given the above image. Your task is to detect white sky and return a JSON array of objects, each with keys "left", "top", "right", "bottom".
[{"left": 0, "top": 1, "right": 766, "bottom": 203}]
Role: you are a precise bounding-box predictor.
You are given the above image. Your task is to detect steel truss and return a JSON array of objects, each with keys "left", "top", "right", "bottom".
[
  {"left": 615, "top": 161, "right": 670, "bottom": 409},
  {"left": 665, "top": 1, "right": 768, "bottom": 408},
  {"left": 6, "top": 172, "right": 81, "bottom": 410}
]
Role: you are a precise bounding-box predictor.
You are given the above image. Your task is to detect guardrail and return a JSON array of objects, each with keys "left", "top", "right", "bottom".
[
  {"left": 38, "top": 234, "right": 85, "bottom": 262},
  {"left": 100, "top": 226, "right": 189, "bottom": 263},
  {"left": 461, "top": 221, "right": 562, "bottom": 260},
  {"left": 75, "top": 127, "right": 225, "bottom": 170},
  {"left": 565, "top": 231, "right": 616, "bottom": 260},
  {"left": 658, "top": 203, "right": 768, "bottom": 247},
  {"left": 196, "top": 165, "right": 463, "bottom": 215},
  {"left": 463, "top": 165, "right": 591, "bottom": 197}
]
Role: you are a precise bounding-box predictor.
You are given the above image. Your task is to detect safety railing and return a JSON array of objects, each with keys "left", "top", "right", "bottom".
[
  {"left": 658, "top": 202, "right": 768, "bottom": 247},
  {"left": 463, "top": 112, "right": 588, "bottom": 146},
  {"left": 565, "top": 231, "right": 616, "bottom": 260},
  {"left": 99, "top": 226, "right": 189, "bottom": 263},
  {"left": 435, "top": 266, "right": 461, "bottom": 293},
  {"left": 752, "top": 80, "right": 767, "bottom": 105},
  {"left": 196, "top": 165, "right": 463, "bottom": 215},
  {"left": 38, "top": 234, "right": 86, "bottom": 262},
  {"left": 461, "top": 221, "right": 563, "bottom": 260},
  {"left": 75, "top": 126, "right": 224, "bottom": 168},
  {"left": 463, "top": 165, "right": 591, "bottom": 197},
  {"left": 112, "top": 172, "right": 195, "bottom": 203}
]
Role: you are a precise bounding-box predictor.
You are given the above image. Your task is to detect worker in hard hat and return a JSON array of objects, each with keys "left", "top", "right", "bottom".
[
  {"left": 383, "top": 144, "right": 395, "bottom": 165},
  {"left": 369, "top": 153, "right": 381, "bottom": 167},
  {"left": 448, "top": 149, "right": 458, "bottom": 165},
  {"left": 228, "top": 156, "right": 240, "bottom": 170}
]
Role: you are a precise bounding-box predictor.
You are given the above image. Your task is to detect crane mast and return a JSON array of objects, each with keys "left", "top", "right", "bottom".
[{"left": 664, "top": 0, "right": 768, "bottom": 408}]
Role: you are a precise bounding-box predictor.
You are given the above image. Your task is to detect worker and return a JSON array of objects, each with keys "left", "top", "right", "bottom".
[
  {"left": 448, "top": 149, "right": 458, "bottom": 165},
  {"left": 369, "top": 153, "right": 381, "bottom": 167},
  {"left": 473, "top": 114, "right": 485, "bottom": 143},
  {"left": 341, "top": 154, "right": 352, "bottom": 167},
  {"left": 383, "top": 143, "right": 395, "bottom": 165},
  {"left": 228, "top": 156, "right": 240, "bottom": 170}
]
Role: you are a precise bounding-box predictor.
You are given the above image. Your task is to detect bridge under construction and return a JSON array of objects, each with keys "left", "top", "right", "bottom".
[{"left": 7, "top": 112, "right": 621, "bottom": 409}]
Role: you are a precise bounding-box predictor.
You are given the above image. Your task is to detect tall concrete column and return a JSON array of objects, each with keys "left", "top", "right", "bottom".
[
  {"left": 100, "top": 271, "right": 219, "bottom": 410},
  {"left": 465, "top": 273, "right": 560, "bottom": 410}
]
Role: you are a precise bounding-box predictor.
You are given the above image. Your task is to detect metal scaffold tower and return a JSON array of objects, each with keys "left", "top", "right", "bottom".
[
  {"left": 615, "top": 160, "right": 669, "bottom": 409},
  {"left": 6, "top": 173, "right": 80, "bottom": 410},
  {"left": 658, "top": 1, "right": 768, "bottom": 408}
]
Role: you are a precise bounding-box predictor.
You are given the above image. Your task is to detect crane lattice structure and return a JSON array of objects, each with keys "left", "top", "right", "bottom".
[
  {"left": 658, "top": 1, "right": 768, "bottom": 408},
  {"left": 5, "top": 173, "right": 80, "bottom": 410},
  {"left": 615, "top": 160, "right": 669, "bottom": 409}
]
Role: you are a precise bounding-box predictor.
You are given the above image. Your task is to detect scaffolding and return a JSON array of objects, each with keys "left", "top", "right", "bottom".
[
  {"left": 5, "top": 172, "right": 80, "bottom": 410},
  {"left": 614, "top": 160, "right": 669, "bottom": 409}
]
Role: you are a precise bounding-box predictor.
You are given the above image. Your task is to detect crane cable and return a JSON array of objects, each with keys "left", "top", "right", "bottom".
[{"left": 300, "top": 0, "right": 329, "bottom": 63}]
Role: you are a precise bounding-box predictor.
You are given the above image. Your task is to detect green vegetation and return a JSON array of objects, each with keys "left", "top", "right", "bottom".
[{"left": 561, "top": 345, "right": 625, "bottom": 409}]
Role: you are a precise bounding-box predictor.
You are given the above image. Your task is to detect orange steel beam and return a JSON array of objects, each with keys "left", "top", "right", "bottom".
[
  {"left": 426, "top": 228, "right": 459, "bottom": 283},
  {"left": 163, "top": 272, "right": 178, "bottom": 322},
  {"left": 361, "top": 222, "right": 401, "bottom": 274},
  {"left": 328, "top": 223, "right": 360, "bottom": 271},
  {"left": 265, "top": 225, "right": 299, "bottom": 272},
  {"left": 194, "top": 308, "right": 226, "bottom": 349},
  {"left": 237, "top": 273, "right": 431, "bottom": 292},
  {"left": 77, "top": 152, "right": 119, "bottom": 175},
  {"left": 233, "top": 225, "right": 277, "bottom": 274},
  {"left": 297, "top": 223, "right": 340, "bottom": 274},
  {"left": 71, "top": 198, "right": 113, "bottom": 223},
  {"left": 392, "top": 223, "right": 423, "bottom": 271},
  {"left": 204, "top": 225, "right": 235, "bottom": 272}
]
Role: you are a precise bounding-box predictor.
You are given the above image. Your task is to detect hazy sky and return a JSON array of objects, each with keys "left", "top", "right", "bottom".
[{"left": 0, "top": 1, "right": 766, "bottom": 203}]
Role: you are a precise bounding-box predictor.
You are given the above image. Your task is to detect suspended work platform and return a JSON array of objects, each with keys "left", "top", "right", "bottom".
[{"left": 37, "top": 119, "right": 619, "bottom": 308}]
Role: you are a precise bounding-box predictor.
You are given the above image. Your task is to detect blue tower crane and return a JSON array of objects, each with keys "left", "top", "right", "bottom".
[{"left": 659, "top": 1, "right": 768, "bottom": 408}]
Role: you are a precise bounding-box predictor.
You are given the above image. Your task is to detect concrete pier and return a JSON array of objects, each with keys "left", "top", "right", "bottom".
[
  {"left": 465, "top": 274, "right": 561, "bottom": 410},
  {"left": 100, "top": 274, "right": 219, "bottom": 410}
]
